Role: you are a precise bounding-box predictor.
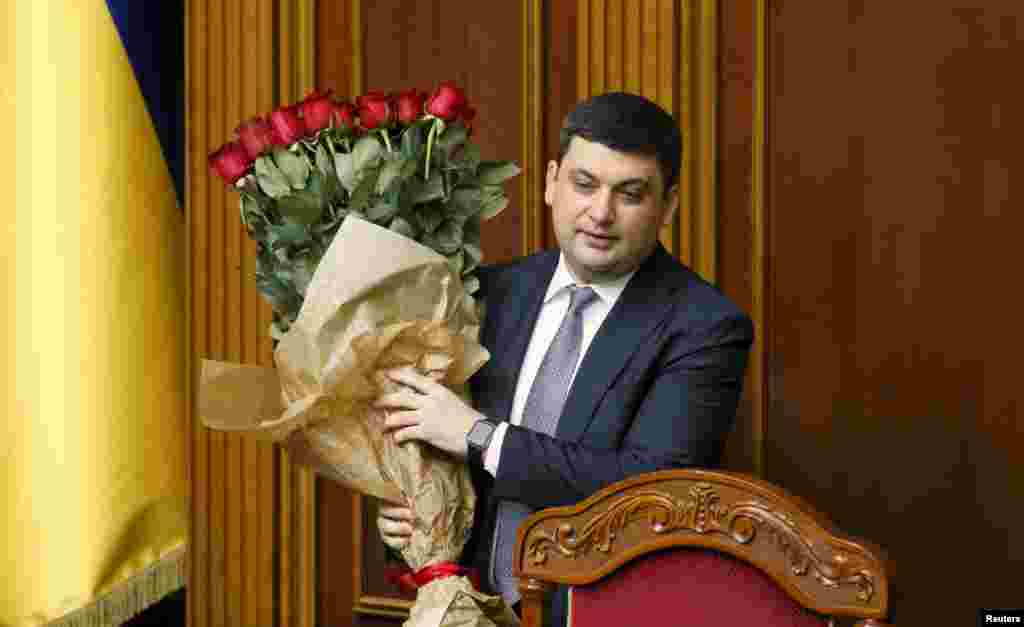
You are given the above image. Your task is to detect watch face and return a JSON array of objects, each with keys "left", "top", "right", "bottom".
[{"left": 468, "top": 420, "right": 494, "bottom": 448}]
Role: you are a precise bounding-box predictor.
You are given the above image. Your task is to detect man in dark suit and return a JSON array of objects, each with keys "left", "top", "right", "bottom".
[{"left": 375, "top": 92, "right": 753, "bottom": 626}]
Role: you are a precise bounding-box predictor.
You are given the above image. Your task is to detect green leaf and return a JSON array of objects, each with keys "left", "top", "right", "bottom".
[
  {"left": 273, "top": 148, "right": 310, "bottom": 189},
  {"left": 435, "top": 123, "right": 467, "bottom": 154},
  {"left": 408, "top": 172, "right": 445, "bottom": 204},
  {"left": 446, "top": 249, "right": 465, "bottom": 275},
  {"left": 334, "top": 152, "right": 357, "bottom": 194},
  {"left": 477, "top": 161, "right": 521, "bottom": 185},
  {"left": 266, "top": 222, "right": 308, "bottom": 248},
  {"left": 349, "top": 169, "right": 380, "bottom": 213},
  {"left": 463, "top": 241, "right": 483, "bottom": 273},
  {"left": 434, "top": 219, "right": 464, "bottom": 254},
  {"left": 463, "top": 274, "right": 480, "bottom": 295},
  {"left": 451, "top": 143, "right": 480, "bottom": 172},
  {"left": 401, "top": 125, "right": 426, "bottom": 160},
  {"left": 479, "top": 194, "right": 508, "bottom": 220},
  {"left": 353, "top": 135, "right": 385, "bottom": 172},
  {"left": 255, "top": 155, "right": 291, "bottom": 198},
  {"left": 389, "top": 216, "right": 417, "bottom": 239},
  {"left": 449, "top": 186, "right": 482, "bottom": 218},
  {"left": 414, "top": 204, "right": 445, "bottom": 234},
  {"left": 377, "top": 156, "right": 414, "bottom": 195},
  {"left": 366, "top": 201, "right": 400, "bottom": 223},
  {"left": 277, "top": 191, "right": 323, "bottom": 225},
  {"left": 315, "top": 144, "right": 334, "bottom": 176}
]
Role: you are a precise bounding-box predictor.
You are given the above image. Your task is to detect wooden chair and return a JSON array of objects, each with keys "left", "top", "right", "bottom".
[{"left": 513, "top": 469, "right": 891, "bottom": 626}]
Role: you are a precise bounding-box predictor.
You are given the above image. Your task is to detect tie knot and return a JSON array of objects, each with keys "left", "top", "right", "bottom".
[{"left": 567, "top": 285, "right": 598, "bottom": 316}]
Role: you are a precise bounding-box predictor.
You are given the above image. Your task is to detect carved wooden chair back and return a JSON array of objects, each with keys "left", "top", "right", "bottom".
[{"left": 513, "top": 469, "right": 892, "bottom": 627}]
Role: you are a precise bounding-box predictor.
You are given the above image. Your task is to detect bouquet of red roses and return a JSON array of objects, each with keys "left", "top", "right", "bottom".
[
  {"left": 208, "top": 83, "right": 514, "bottom": 339},
  {"left": 202, "top": 83, "right": 519, "bottom": 626}
]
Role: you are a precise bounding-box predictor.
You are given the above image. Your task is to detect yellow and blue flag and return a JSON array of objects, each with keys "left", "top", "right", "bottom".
[{"left": 3, "top": 1, "right": 187, "bottom": 625}]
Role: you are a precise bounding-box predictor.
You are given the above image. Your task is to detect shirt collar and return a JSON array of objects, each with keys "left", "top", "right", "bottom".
[{"left": 543, "top": 253, "right": 637, "bottom": 307}]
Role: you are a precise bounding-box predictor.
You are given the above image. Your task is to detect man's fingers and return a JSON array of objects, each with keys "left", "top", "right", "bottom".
[
  {"left": 382, "top": 536, "right": 409, "bottom": 551},
  {"left": 386, "top": 367, "right": 438, "bottom": 394},
  {"left": 382, "top": 410, "right": 419, "bottom": 431},
  {"left": 379, "top": 505, "right": 414, "bottom": 521},
  {"left": 378, "top": 517, "right": 413, "bottom": 537},
  {"left": 391, "top": 425, "right": 419, "bottom": 445},
  {"left": 374, "top": 390, "right": 421, "bottom": 411}
]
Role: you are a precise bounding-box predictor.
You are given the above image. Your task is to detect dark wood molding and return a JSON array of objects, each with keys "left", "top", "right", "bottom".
[{"left": 514, "top": 469, "right": 891, "bottom": 625}]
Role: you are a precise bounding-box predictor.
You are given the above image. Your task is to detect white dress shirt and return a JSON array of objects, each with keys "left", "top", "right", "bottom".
[{"left": 483, "top": 254, "right": 637, "bottom": 476}]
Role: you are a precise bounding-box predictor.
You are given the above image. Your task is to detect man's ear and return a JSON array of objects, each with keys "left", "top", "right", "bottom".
[
  {"left": 662, "top": 184, "right": 680, "bottom": 227},
  {"left": 544, "top": 160, "right": 560, "bottom": 207}
]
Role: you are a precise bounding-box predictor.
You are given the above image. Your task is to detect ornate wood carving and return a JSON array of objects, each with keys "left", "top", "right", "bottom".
[
  {"left": 526, "top": 484, "right": 875, "bottom": 603},
  {"left": 514, "top": 469, "right": 891, "bottom": 624}
]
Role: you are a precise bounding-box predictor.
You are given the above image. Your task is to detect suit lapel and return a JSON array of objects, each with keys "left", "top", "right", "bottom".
[{"left": 556, "top": 246, "right": 681, "bottom": 442}]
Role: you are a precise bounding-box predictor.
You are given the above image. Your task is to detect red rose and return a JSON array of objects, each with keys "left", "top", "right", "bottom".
[
  {"left": 356, "top": 91, "right": 394, "bottom": 129},
  {"left": 394, "top": 88, "right": 426, "bottom": 124},
  {"left": 269, "top": 105, "right": 306, "bottom": 145},
  {"left": 332, "top": 101, "right": 358, "bottom": 129},
  {"left": 299, "top": 89, "right": 335, "bottom": 133},
  {"left": 426, "top": 81, "right": 468, "bottom": 121},
  {"left": 209, "top": 140, "right": 252, "bottom": 184},
  {"left": 234, "top": 117, "right": 275, "bottom": 159}
]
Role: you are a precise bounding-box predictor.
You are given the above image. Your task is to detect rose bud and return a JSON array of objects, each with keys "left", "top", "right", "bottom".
[
  {"left": 209, "top": 140, "right": 252, "bottom": 184},
  {"left": 356, "top": 91, "right": 394, "bottom": 129},
  {"left": 332, "top": 101, "right": 358, "bottom": 129},
  {"left": 394, "top": 88, "right": 426, "bottom": 124},
  {"left": 426, "top": 81, "right": 468, "bottom": 121},
  {"left": 234, "top": 117, "right": 276, "bottom": 159},
  {"left": 269, "top": 105, "right": 307, "bottom": 145},
  {"left": 299, "top": 89, "right": 335, "bottom": 133}
]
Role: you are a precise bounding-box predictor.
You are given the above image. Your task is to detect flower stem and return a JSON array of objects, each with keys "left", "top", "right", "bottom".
[
  {"left": 380, "top": 129, "right": 393, "bottom": 153},
  {"left": 425, "top": 119, "right": 438, "bottom": 181}
]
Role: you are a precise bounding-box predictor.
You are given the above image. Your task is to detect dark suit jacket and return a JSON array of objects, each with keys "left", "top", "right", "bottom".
[{"left": 464, "top": 244, "right": 754, "bottom": 626}]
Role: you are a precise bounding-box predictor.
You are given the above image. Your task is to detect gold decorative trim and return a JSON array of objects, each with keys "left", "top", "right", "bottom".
[
  {"left": 751, "top": 0, "right": 766, "bottom": 476},
  {"left": 278, "top": 2, "right": 318, "bottom": 626},
  {"left": 47, "top": 546, "right": 186, "bottom": 627},
  {"left": 522, "top": 0, "right": 546, "bottom": 255},
  {"left": 350, "top": 0, "right": 363, "bottom": 95},
  {"left": 695, "top": 0, "right": 718, "bottom": 283},
  {"left": 525, "top": 484, "right": 876, "bottom": 604},
  {"left": 675, "top": 0, "right": 692, "bottom": 260}
]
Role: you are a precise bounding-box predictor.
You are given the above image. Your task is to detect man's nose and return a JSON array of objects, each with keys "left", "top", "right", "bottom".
[{"left": 587, "top": 189, "right": 615, "bottom": 223}]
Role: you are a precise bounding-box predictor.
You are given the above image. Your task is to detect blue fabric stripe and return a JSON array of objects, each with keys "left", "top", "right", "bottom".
[{"left": 105, "top": 0, "right": 185, "bottom": 205}]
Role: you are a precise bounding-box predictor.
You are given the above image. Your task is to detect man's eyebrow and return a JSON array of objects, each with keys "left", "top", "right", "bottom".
[{"left": 569, "top": 168, "right": 651, "bottom": 189}]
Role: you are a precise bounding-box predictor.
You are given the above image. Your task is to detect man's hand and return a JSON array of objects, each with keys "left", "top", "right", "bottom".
[
  {"left": 375, "top": 366, "right": 483, "bottom": 459},
  {"left": 378, "top": 500, "right": 413, "bottom": 551}
]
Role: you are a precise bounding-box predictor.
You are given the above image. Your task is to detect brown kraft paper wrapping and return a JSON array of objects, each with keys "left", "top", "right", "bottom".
[{"left": 199, "top": 217, "right": 518, "bottom": 627}]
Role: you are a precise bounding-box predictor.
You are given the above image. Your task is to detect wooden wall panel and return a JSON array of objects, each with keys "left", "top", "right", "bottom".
[
  {"left": 313, "top": 0, "right": 572, "bottom": 623},
  {"left": 186, "top": 1, "right": 311, "bottom": 626},
  {"left": 754, "top": 1, "right": 1024, "bottom": 623},
  {"left": 576, "top": 0, "right": 719, "bottom": 283},
  {"left": 716, "top": 0, "right": 761, "bottom": 474},
  {"left": 314, "top": 3, "right": 362, "bottom": 625}
]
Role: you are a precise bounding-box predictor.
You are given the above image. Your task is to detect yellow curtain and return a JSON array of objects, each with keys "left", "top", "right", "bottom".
[{"left": 2, "top": 1, "right": 188, "bottom": 625}]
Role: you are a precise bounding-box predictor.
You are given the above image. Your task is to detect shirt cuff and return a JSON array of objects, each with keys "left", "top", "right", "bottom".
[{"left": 483, "top": 422, "right": 509, "bottom": 477}]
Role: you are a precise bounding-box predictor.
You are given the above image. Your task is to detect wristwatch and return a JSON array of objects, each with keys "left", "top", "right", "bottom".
[{"left": 466, "top": 417, "right": 500, "bottom": 469}]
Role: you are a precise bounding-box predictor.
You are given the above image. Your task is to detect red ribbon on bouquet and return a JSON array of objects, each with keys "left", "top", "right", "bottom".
[{"left": 385, "top": 562, "right": 482, "bottom": 594}]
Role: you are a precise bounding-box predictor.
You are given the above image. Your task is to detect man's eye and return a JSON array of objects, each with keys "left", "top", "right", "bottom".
[
  {"left": 621, "top": 191, "right": 643, "bottom": 203},
  {"left": 574, "top": 180, "right": 595, "bottom": 190}
]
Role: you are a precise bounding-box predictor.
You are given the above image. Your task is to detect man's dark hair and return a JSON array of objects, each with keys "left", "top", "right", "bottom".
[{"left": 558, "top": 92, "right": 683, "bottom": 193}]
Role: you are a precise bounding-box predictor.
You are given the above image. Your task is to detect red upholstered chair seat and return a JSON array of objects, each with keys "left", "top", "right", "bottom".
[
  {"left": 570, "top": 548, "right": 827, "bottom": 627},
  {"left": 515, "top": 471, "right": 891, "bottom": 627}
]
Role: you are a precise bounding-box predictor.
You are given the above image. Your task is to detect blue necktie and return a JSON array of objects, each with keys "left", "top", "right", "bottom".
[{"left": 490, "top": 285, "right": 599, "bottom": 604}]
